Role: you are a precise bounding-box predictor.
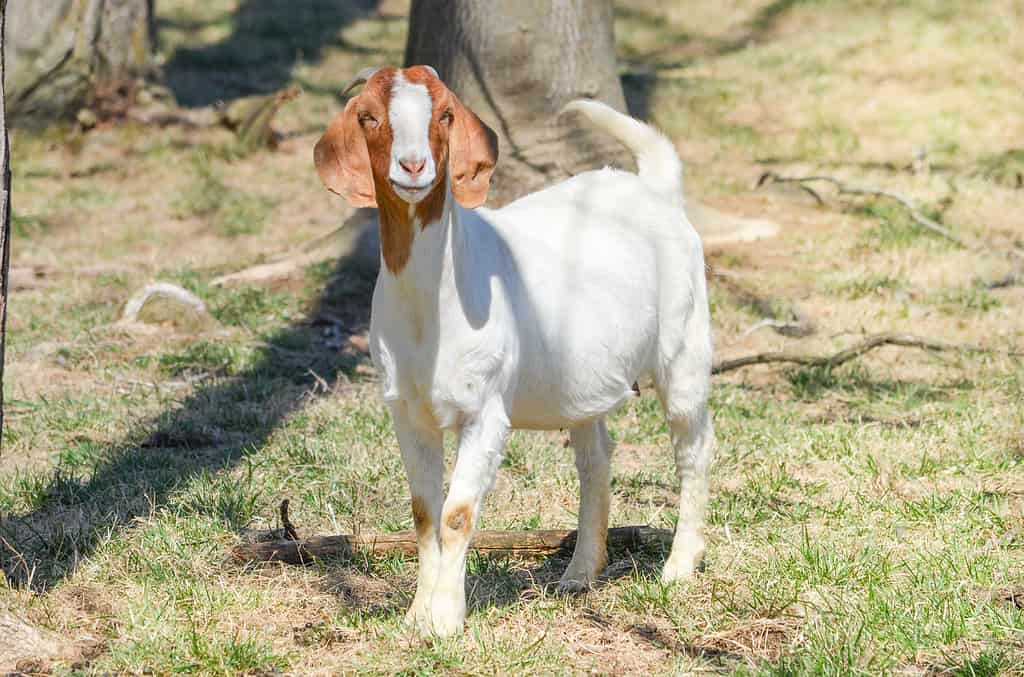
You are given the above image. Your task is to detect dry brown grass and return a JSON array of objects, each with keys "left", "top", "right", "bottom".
[{"left": 0, "top": 0, "right": 1022, "bottom": 674}]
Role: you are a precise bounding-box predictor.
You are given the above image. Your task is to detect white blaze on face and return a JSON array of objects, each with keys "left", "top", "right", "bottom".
[{"left": 388, "top": 72, "right": 436, "bottom": 200}]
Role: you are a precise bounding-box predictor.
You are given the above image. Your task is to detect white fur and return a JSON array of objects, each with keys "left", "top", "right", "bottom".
[
  {"left": 388, "top": 73, "right": 436, "bottom": 201},
  {"left": 368, "top": 101, "right": 714, "bottom": 637}
]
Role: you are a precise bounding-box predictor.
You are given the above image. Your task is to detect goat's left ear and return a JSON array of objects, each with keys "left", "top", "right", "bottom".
[{"left": 448, "top": 95, "right": 499, "bottom": 208}]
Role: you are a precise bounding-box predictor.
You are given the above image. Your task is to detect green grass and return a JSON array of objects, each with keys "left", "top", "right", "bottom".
[
  {"left": 174, "top": 153, "right": 277, "bottom": 237},
  {"left": 1, "top": 0, "right": 1022, "bottom": 674}
]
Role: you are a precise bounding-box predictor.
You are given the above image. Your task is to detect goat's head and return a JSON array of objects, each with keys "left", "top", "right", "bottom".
[{"left": 314, "top": 65, "right": 498, "bottom": 210}]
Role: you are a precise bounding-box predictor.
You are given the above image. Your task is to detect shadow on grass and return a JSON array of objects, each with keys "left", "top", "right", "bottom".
[
  {"left": 619, "top": 0, "right": 809, "bottom": 121},
  {"left": 0, "top": 228, "right": 379, "bottom": 590},
  {"left": 162, "top": 0, "right": 381, "bottom": 107},
  {"left": 306, "top": 541, "right": 673, "bottom": 621}
]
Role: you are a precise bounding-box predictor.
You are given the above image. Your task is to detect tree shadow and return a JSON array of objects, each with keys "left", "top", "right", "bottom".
[
  {"left": 162, "top": 0, "right": 381, "bottom": 107},
  {"left": 619, "top": 0, "right": 809, "bottom": 122},
  {"left": 0, "top": 225, "right": 380, "bottom": 590}
]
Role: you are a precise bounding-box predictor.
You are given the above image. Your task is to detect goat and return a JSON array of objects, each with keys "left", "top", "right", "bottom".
[{"left": 314, "top": 65, "right": 714, "bottom": 638}]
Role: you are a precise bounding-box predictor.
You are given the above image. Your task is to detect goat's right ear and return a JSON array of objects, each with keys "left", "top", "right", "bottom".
[{"left": 314, "top": 97, "right": 376, "bottom": 207}]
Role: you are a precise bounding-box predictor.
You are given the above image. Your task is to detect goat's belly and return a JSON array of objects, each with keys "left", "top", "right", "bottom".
[
  {"left": 508, "top": 386, "right": 637, "bottom": 430},
  {"left": 507, "top": 327, "right": 655, "bottom": 430}
]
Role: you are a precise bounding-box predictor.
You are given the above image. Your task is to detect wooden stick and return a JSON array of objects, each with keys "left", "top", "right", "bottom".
[
  {"left": 231, "top": 526, "right": 673, "bottom": 566},
  {"left": 713, "top": 332, "right": 1023, "bottom": 375},
  {"left": 279, "top": 499, "right": 299, "bottom": 541},
  {"left": 756, "top": 171, "right": 970, "bottom": 248}
]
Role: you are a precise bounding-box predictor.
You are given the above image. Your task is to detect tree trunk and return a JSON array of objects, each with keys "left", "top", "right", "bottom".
[
  {"left": 318, "top": 1, "right": 778, "bottom": 276},
  {"left": 0, "top": 0, "right": 10, "bottom": 449},
  {"left": 404, "top": 0, "right": 632, "bottom": 206},
  {"left": 4, "top": 0, "right": 153, "bottom": 123}
]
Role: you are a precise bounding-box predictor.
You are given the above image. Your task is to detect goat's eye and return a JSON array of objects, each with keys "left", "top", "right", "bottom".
[
  {"left": 358, "top": 112, "right": 379, "bottom": 129},
  {"left": 439, "top": 110, "right": 454, "bottom": 125}
]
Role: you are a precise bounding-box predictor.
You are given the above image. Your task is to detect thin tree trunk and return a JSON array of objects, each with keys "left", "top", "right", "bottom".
[
  {"left": 405, "top": 0, "right": 632, "bottom": 206},
  {"left": 5, "top": 0, "right": 153, "bottom": 123},
  {"left": 0, "top": 0, "right": 11, "bottom": 447}
]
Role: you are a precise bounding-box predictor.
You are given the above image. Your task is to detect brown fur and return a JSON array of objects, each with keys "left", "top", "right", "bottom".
[
  {"left": 314, "top": 65, "right": 498, "bottom": 274},
  {"left": 441, "top": 503, "right": 474, "bottom": 548},
  {"left": 411, "top": 496, "right": 432, "bottom": 539}
]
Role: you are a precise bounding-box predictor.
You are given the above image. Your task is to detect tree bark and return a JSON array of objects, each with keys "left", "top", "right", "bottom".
[
  {"left": 0, "top": 0, "right": 10, "bottom": 449},
  {"left": 404, "top": 0, "right": 632, "bottom": 206},
  {"left": 4, "top": 0, "right": 154, "bottom": 123}
]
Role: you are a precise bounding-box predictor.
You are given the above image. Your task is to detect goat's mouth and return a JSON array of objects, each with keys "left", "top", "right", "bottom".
[{"left": 390, "top": 179, "right": 434, "bottom": 202}]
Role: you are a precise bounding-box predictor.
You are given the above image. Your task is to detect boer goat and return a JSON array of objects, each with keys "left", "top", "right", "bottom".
[{"left": 314, "top": 65, "right": 713, "bottom": 637}]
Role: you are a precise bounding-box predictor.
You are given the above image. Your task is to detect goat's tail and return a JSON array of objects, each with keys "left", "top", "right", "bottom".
[{"left": 561, "top": 99, "right": 683, "bottom": 204}]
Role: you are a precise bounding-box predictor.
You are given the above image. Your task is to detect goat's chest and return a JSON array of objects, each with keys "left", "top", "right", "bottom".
[{"left": 369, "top": 287, "right": 508, "bottom": 430}]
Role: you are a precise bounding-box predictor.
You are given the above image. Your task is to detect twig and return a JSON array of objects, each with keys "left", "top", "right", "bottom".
[
  {"left": 757, "top": 171, "right": 972, "bottom": 249},
  {"left": 712, "top": 332, "right": 1022, "bottom": 374},
  {"left": 715, "top": 274, "right": 815, "bottom": 338},
  {"left": 306, "top": 369, "right": 330, "bottom": 394},
  {"left": 279, "top": 499, "right": 299, "bottom": 541}
]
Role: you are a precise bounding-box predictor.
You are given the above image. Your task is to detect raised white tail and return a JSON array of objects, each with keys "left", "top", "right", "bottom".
[{"left": 561, "top": 99, "right": 684, "bottom": 205}]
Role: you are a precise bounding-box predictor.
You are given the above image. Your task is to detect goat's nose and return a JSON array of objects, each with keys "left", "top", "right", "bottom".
[{"left": 399, "top": 156, "right": 426, "bottom": 176}]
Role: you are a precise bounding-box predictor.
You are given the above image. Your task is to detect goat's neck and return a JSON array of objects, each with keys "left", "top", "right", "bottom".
[{"left": 377, "top": 173, "right": 459, "bottom": 294}]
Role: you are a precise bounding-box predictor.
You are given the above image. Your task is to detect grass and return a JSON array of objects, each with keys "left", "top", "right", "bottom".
[
  {"left": 173, "top": 153, "right": 278, "bottom": 237},
  {"left": 1, "top": 0, "right": 1022, "bottom": 674}
]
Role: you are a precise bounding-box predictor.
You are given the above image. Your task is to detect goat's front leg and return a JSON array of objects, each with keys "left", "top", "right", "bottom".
[
  {"left": 427, "top": 401, "right": 510, "bottom": 637},
  {"left": 391, "top": 403, "right": 444, "bottom": 632}
]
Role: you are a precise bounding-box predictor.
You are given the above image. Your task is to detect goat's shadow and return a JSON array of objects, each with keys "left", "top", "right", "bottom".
[
  {"left": 310, "top": 537, "right": 672, "bottom": 619},
  {"left": 310, "top": 540, "right": 741, "bottom": 665}
]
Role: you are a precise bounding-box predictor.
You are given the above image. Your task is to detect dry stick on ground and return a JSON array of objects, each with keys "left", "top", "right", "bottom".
[
  {"left": 712, "top": 332, "right": 1023, "bottom": 375},
  {"left": 756, "top": 171, "right": 1024, "bottom": 263},
  {"left": 756, "top": 171, "right": 971, "bottom": 248},
  {"left": 712, "top": 270, "right": 815, "bottom": 338},
  {"left": 232, "top": 526, "right": 673, "bottom": 566}
]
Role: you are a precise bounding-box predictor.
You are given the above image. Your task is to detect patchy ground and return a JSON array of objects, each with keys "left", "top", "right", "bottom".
[{"left": 1, "top": 0, "right": 1023, "bottom": 674}]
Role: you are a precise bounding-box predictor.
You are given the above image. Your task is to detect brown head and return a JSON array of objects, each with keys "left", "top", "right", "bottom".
[{"left": 314, "top": 65, "right": 499, "bottom": 213}]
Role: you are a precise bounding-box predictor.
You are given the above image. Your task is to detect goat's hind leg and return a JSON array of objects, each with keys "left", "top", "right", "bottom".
[
  {"left": 559, "top": 418, "right": 614, "bottom": 594},
  {"left": 658, "top": 363, "right": 714, "bottom": 583}
]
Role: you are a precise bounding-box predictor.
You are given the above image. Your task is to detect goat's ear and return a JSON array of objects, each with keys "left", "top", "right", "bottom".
[
  {"left": 448, "top": 95, "right": 498, "bottom": 208},
  {"left": 314, "top": 97, "right": 376, "bottom": 207}
]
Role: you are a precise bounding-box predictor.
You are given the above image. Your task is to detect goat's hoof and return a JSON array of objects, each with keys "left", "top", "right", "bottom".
[
  {"left": 661, "top": 550, "right": 704, "bottom": 584},
  {"left": 425, "top": 598, "right": 466, "bottom": 639},
  {"left": 557, "top": 577, "right": 591, "bottom": 596},
  {"left": 405, "top": 604, "right": 431, "bottom": 634}
]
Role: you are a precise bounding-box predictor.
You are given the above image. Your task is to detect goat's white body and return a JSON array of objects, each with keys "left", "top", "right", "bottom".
[
  {"left": 365, "top": 100, "right": 713, "bottom": 636},
  {"left": 371, "top": 167, "right": 708, "bottom": 432}
]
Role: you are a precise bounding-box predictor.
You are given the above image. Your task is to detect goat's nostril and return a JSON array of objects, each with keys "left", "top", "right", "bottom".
[{"left": 400, "top": 157, "right": 426, "bottom": 176}]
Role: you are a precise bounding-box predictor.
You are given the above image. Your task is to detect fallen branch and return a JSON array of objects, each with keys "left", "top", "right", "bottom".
[
  {"left": 211, "top": 209, "right": 378, "bottom": 287},
  {"left": 757, "top": 171, "right": 971, "bottom": 249},
  {"left": 231, "top": 525, "right": 672, "bottom": 565},
  {"left": 712, "top": 332, "right": 1022, "bottom": 374}
]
